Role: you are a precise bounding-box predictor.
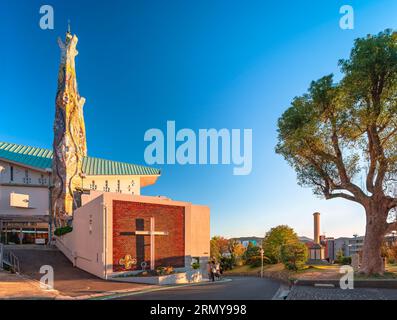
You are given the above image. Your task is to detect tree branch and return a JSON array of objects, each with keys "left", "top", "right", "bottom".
[
  {"left": 385, "top": 221, "right": 397, "bottom": 233},
  {"left": 324, "top": 191, "right": 361, "bottom": 203}
]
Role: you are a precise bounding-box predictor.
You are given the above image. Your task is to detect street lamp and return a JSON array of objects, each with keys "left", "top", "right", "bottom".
[{"left": 260, "top": 248, "right": 264, "bottom": 278}]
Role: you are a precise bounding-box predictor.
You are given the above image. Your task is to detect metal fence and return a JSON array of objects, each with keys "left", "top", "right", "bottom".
[
  {"left": 2, "top": 250, "right": 20, "bottom": 274},
  {"left": 0, "top": 243, "right": 3, "bottom": 270}
]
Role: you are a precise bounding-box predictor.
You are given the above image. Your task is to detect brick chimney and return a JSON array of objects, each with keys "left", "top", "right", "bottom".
[{"left": 313, "top": 212, "right": 320, "bottom": 244}]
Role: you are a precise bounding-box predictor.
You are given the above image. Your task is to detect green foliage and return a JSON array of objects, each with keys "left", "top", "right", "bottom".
[
  {"left": 262, "top": 225, "right": 299, "bottom": 264},
  {"left": 335, "top": 249, "right": 351, "bottom": 265},
  {"left": 280, "top": 242, "right": 308, "bottom": 271},
  {"left": 245, "top": 255, "right": 262, "bottom": 268},
  {"left": 275, "top": 30, "right": 397, "bottom": 275},
  {"left": 243, "top": 242, "right": 260, "bottom": 260},
  {"left": 335, "top": 248, "right": 345, "bottom": 263},
  {"left": 220, "top": 257, "right": 234, "bottom": 271},
  {"left": 276, "top": 29, "right": 397, "bottom": 202},
  {"left": 228, "top": 239, "right": 246, "bottom": 260},
  {"left": 210, "top": 236, "right": 229, "bottom": 261},
  {"left": 342, "top": 257, "right": 352, "bottom": 265},
  {"left": 155, "top": 266, "right": 174, "bottom": 276},
  {"left": 191, "top": 262, "right": 200, "bottom": 270},
  {"left": 54, "top": 226, "right": 73, "bottom": 236}
]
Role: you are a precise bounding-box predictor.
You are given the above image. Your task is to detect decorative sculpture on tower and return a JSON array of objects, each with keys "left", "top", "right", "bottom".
[{"left": 52, "top": 26, "right": 87, "bottom": 227}]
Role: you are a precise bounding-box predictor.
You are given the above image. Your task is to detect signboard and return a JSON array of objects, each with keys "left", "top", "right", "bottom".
[
  {"left": 35, "top": 238, "right": 46, "bottom": 245},
  {"left": 10, "top": 193, "right": 30, "bottom": 208}
]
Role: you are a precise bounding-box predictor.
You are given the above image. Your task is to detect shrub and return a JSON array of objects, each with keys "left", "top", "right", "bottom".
[
  {"left": 280, "top": 242, "right": 308, "bottom": 271},
  {"left": 220, "top": 257, "right": 234, "bottom": 271},
  {"left": 335, "top": 249, "right": 352, "bottom": 265},
  {"left": 335, "top": 248, "right": 344, "bottom": 264},
  {"left": 245, "top": 255, "right": 262, "bottom": 268},
  {"left": 341, "top": 256, "right": 352, "bottom": 265},
  {"left": 155, "top": 266, "right": 174, "bottom": 276},
  {"left": 54, "top": 226, "right": 73, "bottom": 236},
  {"left": 191, "top": 262, "right": 200, "bottom": 270}
]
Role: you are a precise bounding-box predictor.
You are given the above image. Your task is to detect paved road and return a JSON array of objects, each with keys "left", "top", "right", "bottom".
[
  {"left": 287, "top": 286, "right": 397, "bottom": 300},
  {"left": 112, "top": 276, "right": 282, "bottom": 300}
]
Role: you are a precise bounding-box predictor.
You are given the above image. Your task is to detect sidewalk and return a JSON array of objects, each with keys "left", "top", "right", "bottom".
[
  {"left": 0, "top": 269, "right": 231, "bottom": 300},
  {"left": 0, "top": 269, "right": 160, "bottom": 300},
  {"left": 0, "top": 270, "right": 59, "bottom": 300}
]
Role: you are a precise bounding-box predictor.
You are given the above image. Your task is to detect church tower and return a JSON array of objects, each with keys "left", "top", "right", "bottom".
[{"left": 52, "top": 26, "right": 87, "bottom": 227}]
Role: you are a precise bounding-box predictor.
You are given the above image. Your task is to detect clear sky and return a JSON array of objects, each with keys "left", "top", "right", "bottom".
[{"left": 1, "top": 0, "right": 397, "bottom": 239}]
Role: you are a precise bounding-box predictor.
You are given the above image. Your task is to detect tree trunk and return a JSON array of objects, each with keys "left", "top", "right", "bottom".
[{"left": 360, "top": 205, "right": 387, "bottom": 275}]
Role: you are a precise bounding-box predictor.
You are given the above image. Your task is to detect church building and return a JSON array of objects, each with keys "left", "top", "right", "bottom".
[
  {"left": 0, "top": 27, "right": 210, "bottom": 278},
  {"left": 0, "top": 142, "right": 160, "bottom": 244}
]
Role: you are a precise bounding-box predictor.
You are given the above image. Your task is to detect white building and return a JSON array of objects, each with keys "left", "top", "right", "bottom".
[{"left": 0, "top": 142, "right": 160, "bottom": 245}]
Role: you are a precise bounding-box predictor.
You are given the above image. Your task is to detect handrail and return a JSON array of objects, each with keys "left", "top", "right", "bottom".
[
  {"left": 0, "top": 243, "right": 3, "bottom": 270},
  {"left": 3, "top": 250, "right": 20, "bottom": 274}
]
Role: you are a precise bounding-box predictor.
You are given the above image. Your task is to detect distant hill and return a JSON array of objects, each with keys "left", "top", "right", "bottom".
[
  {"left": 299, "top": 236, "right": 313, "bottom": 243},
  {"left": 230, "top": 236, "right": 313, "bottom": 244},
  {"left": 231, "top": 236, "right": 264, "bottom": 242}
]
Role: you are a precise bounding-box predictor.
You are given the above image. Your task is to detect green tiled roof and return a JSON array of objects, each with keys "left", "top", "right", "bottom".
[{"left": 0, "top": 142, "right": 160, "bottom": 176}]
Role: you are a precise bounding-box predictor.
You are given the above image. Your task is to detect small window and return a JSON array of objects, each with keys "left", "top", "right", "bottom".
[
  {"left": 117, "top": 180, "right": 121, "bottom": 193},
  {"left": 104, "top": 180, "right": 109, "bottom": 192},
  {"left": 23, "top": 169, "right": 31, "bottom": 184},
  {"left": 39, "top": 174, "right": 47, "bottom": 185},
  {"left": 10, "top": 166, "right": 14, "bottom": 182},
  {"left": 90, "top": 180, "right": 97, "bottom": 190}
]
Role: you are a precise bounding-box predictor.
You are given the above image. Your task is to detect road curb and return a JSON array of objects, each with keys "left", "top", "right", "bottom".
[
  {"left": 89, "top": 278, "right": 233, "bottom": 300},
  {"left": 271, "top": 285, "right": 290, "bottom": 300},
  {"left": 294, "top": 278, "right": 397, "bottom": 289}
]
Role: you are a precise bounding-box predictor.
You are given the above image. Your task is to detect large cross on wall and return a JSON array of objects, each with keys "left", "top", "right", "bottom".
[{"left": 120, "top": 217, "right": 168, "bottom": 270}]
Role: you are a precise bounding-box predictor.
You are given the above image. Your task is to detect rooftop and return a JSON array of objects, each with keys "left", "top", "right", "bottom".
[{"left": 0, "top": 142, "right": 161, "bottom": 176}]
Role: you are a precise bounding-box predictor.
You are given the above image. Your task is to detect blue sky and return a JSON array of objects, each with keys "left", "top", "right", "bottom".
[{"left": 1, "top": 0, "right": 397, "bottom": 239}]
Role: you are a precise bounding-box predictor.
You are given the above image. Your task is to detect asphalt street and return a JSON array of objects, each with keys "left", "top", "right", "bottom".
[{"left": 112, "top": 276, "right": 282, "bottom": 300}]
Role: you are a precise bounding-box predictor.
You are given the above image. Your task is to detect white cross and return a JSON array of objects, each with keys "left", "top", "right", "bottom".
[{"left": 133, "top": 217, "right": 168, "bottom": 270}]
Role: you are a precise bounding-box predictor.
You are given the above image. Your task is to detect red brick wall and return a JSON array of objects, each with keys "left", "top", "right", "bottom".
[{"left": 112, "top": 200, "right": 185, "bottom": 272}]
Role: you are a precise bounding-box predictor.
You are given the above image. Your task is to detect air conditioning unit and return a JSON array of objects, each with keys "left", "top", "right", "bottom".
[{"left": 10, "top": 192, "right": 30, "bottom": 208}]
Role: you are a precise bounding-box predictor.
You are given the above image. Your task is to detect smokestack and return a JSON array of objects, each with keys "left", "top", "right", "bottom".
[{"left": 313, "top": 212, "right": 320, "bottom": 244}]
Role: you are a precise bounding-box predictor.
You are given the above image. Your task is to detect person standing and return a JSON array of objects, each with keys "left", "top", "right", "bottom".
[
  {"left": 207, "top": 261, "right": 215, "bottom": 282},
  {"left": 215, "top": 262, "right": 221, "bottom": 280}
]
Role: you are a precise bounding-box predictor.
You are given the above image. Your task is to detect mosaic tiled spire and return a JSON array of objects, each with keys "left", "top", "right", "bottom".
[{"left": 52, "top": 27, "right": 87, "bottom": 227}]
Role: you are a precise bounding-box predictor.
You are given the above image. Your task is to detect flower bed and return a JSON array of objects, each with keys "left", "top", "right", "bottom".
[{"left": 112, "top": 270, "right": 206, "bottom": 285}]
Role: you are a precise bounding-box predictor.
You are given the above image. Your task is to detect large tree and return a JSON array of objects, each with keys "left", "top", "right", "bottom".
[
  {"left": 276, "top": 30, "right": 397, "bottom": 275},
  {"left": 262, "top": 225, "right": 299, "bottom": 264}
]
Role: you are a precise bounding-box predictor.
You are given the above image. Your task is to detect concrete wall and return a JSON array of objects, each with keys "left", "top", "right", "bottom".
[
  {"left": 185, "top": 204, "right": 210, "bottom": 273},
  {"left": 0, "top": 161, "right": 50, "bottom": 186},
  {"left": 57, "top": 191, "right": 210, "bottom": 279},
  {"left": 0, "top": 161, "right": 50, "bottom": 218},
  {"left": 0, "top": 185, "right": 49, "bottom": 217},
  {"left": 82, "top": 175, "right": 141, "bottom": 195},
  {"left": 56, "top": 193, "right": 105, "bottom": 278}
]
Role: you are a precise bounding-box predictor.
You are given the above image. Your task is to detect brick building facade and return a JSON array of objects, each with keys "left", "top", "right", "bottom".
[{"left": 112, "top": 200, "right": 185, "bottom": 271}]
